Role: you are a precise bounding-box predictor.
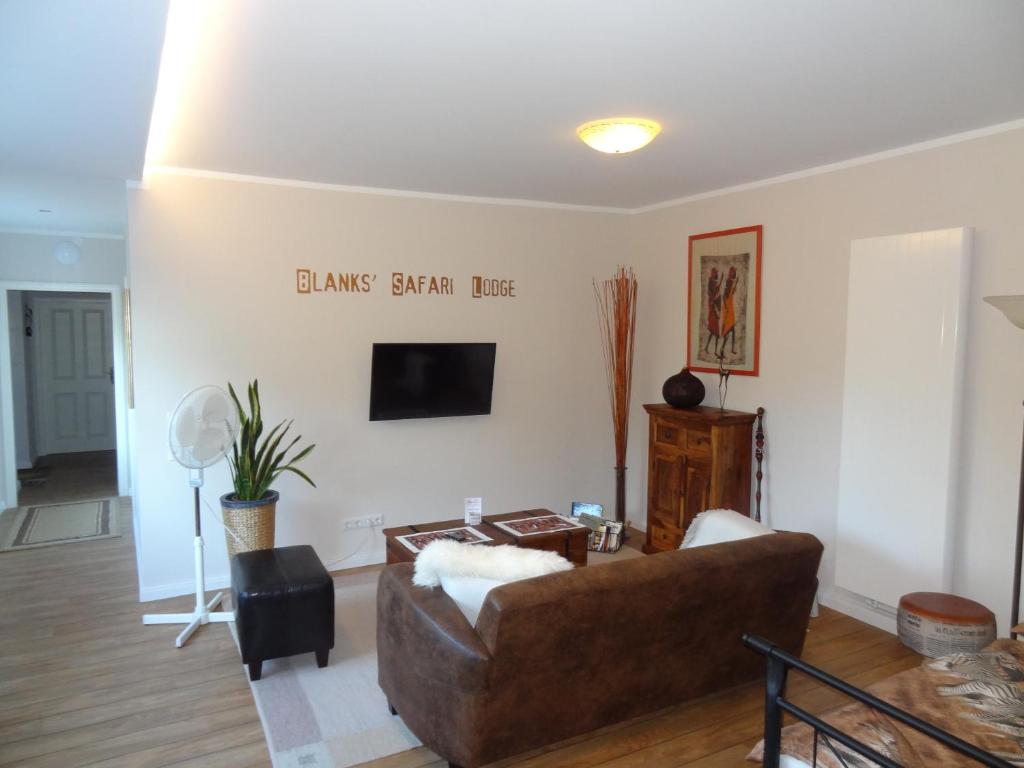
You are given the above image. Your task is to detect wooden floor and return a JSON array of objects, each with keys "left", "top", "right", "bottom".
[
  {"left": 0, "top": 499, "right": 270, "bottom": 767},
  {"left": 0, "top": 502, "right": 921, "bottom": 768},
  {"left": 17, "top": 451, "right": 118, "bottom": 507}
]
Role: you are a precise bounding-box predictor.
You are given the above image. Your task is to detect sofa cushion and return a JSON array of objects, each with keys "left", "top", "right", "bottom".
[
  {"left": 680, "top": 508, "right": 774, "bottom": 549},
  {"left": 413, "top": 540, "right": 573, "bottom": 624}
]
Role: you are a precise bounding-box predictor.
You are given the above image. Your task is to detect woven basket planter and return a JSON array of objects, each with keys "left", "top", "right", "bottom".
[{"left": 221, "top": 490, "right": 279, "bottom": 559}]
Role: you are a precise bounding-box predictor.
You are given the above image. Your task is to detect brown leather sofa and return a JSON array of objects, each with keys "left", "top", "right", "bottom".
[{"left": 377, "top": 532, "right": 823, "bottom": 768}]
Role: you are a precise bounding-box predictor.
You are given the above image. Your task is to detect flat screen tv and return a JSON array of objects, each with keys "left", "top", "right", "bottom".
[{"left": 369, "top": 343, "right": 496, "bottom": 421}]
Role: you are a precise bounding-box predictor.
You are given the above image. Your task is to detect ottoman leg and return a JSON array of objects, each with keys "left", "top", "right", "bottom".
[
  {"left": 316, "top": 648, "right": 329, "bottom": 668},
  {"left": 248, "top": 660, "right": 262, "bottom": 681}
]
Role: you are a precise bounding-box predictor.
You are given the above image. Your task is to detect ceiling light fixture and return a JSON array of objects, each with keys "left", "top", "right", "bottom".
[
  {"left": 577, "top": 118, "right": 662, "bottom": 154},
  {"left": 54, "top": 241, "right": 81, "bottom": 265}
]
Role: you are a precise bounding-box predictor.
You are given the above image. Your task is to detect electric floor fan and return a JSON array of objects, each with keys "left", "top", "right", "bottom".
[{"left": 142, "top": 385, "right": 239, "bottom": 647}]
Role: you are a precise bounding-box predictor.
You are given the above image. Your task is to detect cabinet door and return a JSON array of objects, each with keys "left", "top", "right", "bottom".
[
  {"left": 650, "top": 446, "right": 684, "bottom": 530},
  {"left": 680, "top": 457, "right": 712, "bottom": 532}
]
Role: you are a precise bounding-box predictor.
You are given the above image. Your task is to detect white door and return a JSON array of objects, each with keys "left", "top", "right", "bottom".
[{"left": 33, "top": 297, "right": 116, "bottom": 455}]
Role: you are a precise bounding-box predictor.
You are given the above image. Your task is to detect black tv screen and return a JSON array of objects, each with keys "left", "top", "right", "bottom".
[{"left": 369, "top": 343, "right": 496, "bottom": 421}]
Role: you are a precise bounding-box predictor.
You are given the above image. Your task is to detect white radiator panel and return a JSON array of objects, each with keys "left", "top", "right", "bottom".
[{"left": 834, "top": 228, "right": 971, "bottom": 608}]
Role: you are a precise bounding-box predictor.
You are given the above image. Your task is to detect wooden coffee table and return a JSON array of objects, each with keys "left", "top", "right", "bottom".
[{"left": 383, "top": 508, "right": 589, "bottom": 567}]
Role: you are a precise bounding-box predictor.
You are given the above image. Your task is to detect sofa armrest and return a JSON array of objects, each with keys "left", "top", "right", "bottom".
[{"left": 376, "top": 563, "right": 492, "bottom": 692}]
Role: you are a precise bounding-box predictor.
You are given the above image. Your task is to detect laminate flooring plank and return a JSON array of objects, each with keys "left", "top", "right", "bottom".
[{"left": 0, "top": 494, "right": 918, "bottom": 768}]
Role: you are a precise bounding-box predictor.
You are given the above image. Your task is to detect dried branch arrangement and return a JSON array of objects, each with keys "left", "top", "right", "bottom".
[{"left": 594, "top": 266, "right": 638, "bottom": 523}]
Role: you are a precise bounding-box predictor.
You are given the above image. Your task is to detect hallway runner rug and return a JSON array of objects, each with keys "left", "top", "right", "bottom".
[{"left": 0, "top": 497, "right": 120, "bottom": 551}]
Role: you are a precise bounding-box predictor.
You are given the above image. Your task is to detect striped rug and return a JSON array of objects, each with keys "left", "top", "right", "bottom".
[
  {"left": 237, "top": 543, "right": 645, "bottom": 767},
  {"left": 233, "top": 569, "right": 422, "bottom": 768},
  {"left": 0, "top": 497, "right": 120, "bottom": 551}
]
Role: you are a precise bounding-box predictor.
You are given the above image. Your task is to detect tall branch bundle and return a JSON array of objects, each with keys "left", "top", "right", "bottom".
[{"left": 594, "top": 267, "right": 638, "bottom": 468}]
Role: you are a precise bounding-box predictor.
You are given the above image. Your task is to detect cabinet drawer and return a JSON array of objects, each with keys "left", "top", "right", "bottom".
[
  {"left": 649, "top": 524, "right": 683, "bottom": 550},
  {"left": 686, "top": 428, "right": 711, "bottom": 454},
  {"left": 654, "top": 420, "right": 685, "bottom": 449}
]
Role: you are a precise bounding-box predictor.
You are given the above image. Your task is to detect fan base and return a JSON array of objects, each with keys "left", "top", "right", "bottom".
[
  {"left": 143, "top": 592, "right": 234, "bottom": 647},
  {"left": 142, "top": 534, "right": 234, "bottom": 647}
]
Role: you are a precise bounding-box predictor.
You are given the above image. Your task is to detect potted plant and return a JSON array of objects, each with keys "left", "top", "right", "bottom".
[{"left": 221, "top": 380, "right": 316, "bottom": 558}]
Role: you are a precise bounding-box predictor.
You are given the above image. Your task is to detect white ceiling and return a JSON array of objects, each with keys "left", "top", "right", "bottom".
[
  {"left": 3, "top": 0, "right": 1023, "bottom": 232},
  {"left": 0, "top": 1, "right": 168, "bottom": 234},
  {"left": 157, "top": 0, "right": 1024, "bottom": 209},
  {"left": 0, "top": 172, "right": 130, "bottom": 236}
]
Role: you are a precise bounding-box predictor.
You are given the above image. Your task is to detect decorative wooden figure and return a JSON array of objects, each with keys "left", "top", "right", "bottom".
[{"left": 754, "top": 407, "right": 766, "bottom": 523}]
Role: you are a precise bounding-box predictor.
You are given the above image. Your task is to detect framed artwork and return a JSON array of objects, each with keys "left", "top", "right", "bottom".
[{"left": 686, "top": 225, "right": 762, "bottom": 376}]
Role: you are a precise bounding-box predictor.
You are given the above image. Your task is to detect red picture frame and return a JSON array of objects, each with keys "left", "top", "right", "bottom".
[{"left": 686, "top": 225, "right": 762, "bottom": 376}]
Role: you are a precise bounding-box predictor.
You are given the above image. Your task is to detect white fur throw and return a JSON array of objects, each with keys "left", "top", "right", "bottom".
[
  {"left": 680, "top": 508, "right": 774, "bottom": 549},
  {"left": 413, "top": 540, "right": 574, "bottom": 626},
  {"left": 412, "top": 540, "right": 573, "bottom": 587}
]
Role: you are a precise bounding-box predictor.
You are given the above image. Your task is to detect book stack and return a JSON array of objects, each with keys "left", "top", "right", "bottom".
[{"left": 577, "top": 513, "right": 623, "bottom": 553}]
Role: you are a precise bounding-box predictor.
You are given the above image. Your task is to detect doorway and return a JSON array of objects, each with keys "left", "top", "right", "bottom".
[
  {"left": 0, "top": 283, "right": 130, "bottom": 512},
  {"left": 16, "top": 291, "right": 116, "bottom": 505}
]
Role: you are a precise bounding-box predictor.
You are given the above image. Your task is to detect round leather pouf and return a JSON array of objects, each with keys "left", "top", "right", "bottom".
[{"left": 897, "top": 592, "right": 996, "bottom": 658}]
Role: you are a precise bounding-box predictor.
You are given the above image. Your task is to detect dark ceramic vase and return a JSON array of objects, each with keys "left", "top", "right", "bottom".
[{"left": 662, "top": 368, "right": 705, "bottom": 408}]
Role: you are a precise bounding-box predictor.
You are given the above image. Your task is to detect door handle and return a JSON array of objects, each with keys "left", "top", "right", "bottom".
[{"left": 109, "top": 366, "right": 114, "bottom": 384}]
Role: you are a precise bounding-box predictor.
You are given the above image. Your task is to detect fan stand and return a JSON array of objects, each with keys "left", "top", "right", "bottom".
[{"left": 142, "top": 469, "right": 235, "bottom": 647}]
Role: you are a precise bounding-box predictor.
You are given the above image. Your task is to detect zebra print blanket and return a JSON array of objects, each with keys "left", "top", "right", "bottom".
[{"left": 748, "top": 639, "right": 1024, "bottom": 767}]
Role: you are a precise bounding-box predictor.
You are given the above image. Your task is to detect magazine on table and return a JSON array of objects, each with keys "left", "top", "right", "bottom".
[
  {"left": 491, "top": 514, "right": 587, "bottom": 538},
  {"left": 395, "top": 526, "right": 492, "bottom": 554}
]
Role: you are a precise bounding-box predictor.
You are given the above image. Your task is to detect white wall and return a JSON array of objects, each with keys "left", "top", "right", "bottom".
[
  {"left": 128, "top": 127, "right": 1024, "bottom": 628},
  {"left": 0, "top": 232, "right": 127, "bottom": 507},
  {"left": 0, "top": 232, "right": 126, "bottom": 285},
  {"left": 126, "top": 174, "right": 632, "bottom": 599},
  {"left": 629, "top": 126, "right": 1024, "bottom": 632}
]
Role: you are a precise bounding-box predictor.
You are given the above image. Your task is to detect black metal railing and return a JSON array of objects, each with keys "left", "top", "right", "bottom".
[{"left": 743, "top": 634, "right": 1014, "bottom": 768}]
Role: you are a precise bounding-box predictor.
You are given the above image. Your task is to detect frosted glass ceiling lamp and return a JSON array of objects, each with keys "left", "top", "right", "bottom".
[
  {"left": 985, "top": 294, "right": 1024, "bottom": 639},
  {"left": 577, "top": 118, "right": 661, "bottom": 154},
  {"left": 53, "top": 241, "right": 81, "bottom": 265}
]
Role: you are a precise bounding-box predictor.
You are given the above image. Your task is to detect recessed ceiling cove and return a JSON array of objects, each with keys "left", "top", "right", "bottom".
[{"left": 150, "top": 0, "right": 1024, "bottom": 209}]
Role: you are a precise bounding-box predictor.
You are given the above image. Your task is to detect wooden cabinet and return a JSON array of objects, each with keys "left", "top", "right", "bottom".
[{"left": 642, "top": 404, "right": 756, "bottom": 554}]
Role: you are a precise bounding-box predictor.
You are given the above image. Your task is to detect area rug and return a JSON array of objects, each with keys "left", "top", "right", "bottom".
[
  {"left": 237, "top": 569, "right": 422, "bottom": 768},
  {"left": 241, "top": 546, "right": 648, "bottom": 767},
  {"left": 0, "top": 497, "right": 120, "bottom": 551}
]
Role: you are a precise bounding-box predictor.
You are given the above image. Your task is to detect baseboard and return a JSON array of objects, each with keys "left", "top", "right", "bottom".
[
  {"left": 138, "top": 550, "right": 385, "bottom": 601},
  {"left": 139, "top": 573, "right": 232, "bottom": 603},
  {"left": 818, "top": 586, "right": 898, "bottom": 635}
]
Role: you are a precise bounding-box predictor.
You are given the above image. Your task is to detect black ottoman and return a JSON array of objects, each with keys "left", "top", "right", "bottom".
[{"left": 231, "top": 545, "right": 334, "bottom": 681}]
